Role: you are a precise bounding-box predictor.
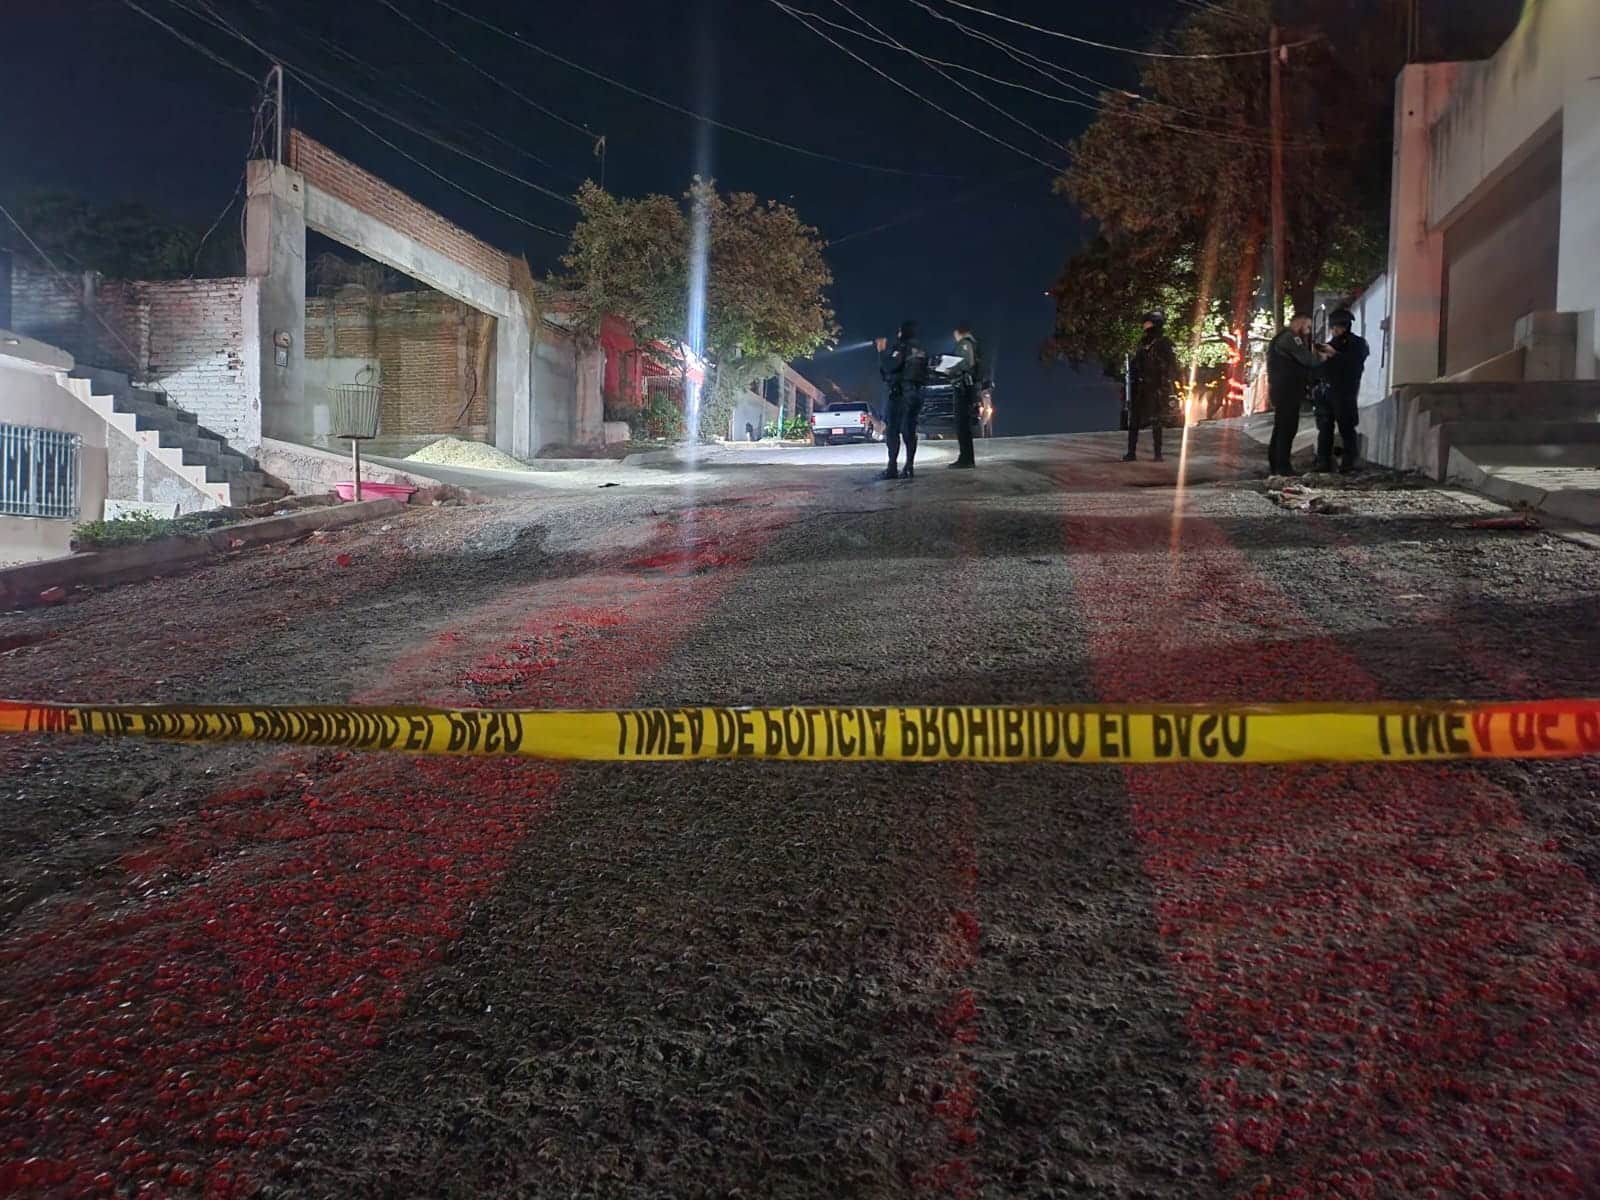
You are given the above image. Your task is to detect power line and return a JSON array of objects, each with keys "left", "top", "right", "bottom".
[
  {"left": 419, "top": 0, "right": 964, "bottom": 179},
  {"left": 936, "top": 0, "right": 1322, "bottom": 60},
  {"left": 828, "top": 166, "right": 1046, "bottom": 247},
  {"left": 284, "top": 69, "right": 570, "bottom": 240},
  {"left": 374, "top": 0, "right": 597, "bottom": 141},
  {"left": 123, "top": 0, "right": 570, "bottom": 240},
  {"left": 904, "top": 0, "right": 1330, "bottom": 153},
  {"left": 903, "top": 0, "right": 1199, "bottom": 114},
  {"left": 824, "top": 0, "right": 1067, "bottom": 151},
  {"left": 237, "top": 0, "right": 587, "bottom": 184},
  {"left": 156, "top": 0, "right": 579, "bottom": 210},
  {"left": 121, "top": 0, "right": 258, "bottom": 83},
  {"left": 784, "top": 5, "right": 1106, "bottom": 109},
  {"left": 768, "top": 0, "right": 1061, "bottom": 169}
]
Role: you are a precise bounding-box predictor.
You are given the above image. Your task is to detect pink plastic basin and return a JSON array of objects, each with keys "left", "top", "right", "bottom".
[{"left": 335, "top": 481, "right": 416, "bottom": 502}]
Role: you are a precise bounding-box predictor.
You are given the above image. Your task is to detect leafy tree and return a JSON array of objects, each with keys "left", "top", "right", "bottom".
[
  {"left": 562, "top": 179, "right": 836, "bottom": 439},
  {"left": 560, "top": 181, "right": 688, "bottom": 351},
  {"left": 1047, "top": 0, "right": 1406, "bottom": 375},
  {"left": 1, "top": 190, "right": 244, "bottom": 279}
]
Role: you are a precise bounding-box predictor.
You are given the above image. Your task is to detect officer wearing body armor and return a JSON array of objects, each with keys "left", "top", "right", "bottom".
[
  {"left": 1313, "top": 307, "right": 1370, "bottom": 474},
  {"left": 877, "top": 320, "right": 929, "bottom": 480},
  {"left": 1125, "top": 311, "right": 1179, "bottom": 462},
  {"left": 950, "top": 321, "right": 983, "bottom": 470}
]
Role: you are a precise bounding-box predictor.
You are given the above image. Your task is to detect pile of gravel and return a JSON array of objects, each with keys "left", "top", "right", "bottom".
[{"left": 406, "top": 436, "right": 530, "bottom": 472}]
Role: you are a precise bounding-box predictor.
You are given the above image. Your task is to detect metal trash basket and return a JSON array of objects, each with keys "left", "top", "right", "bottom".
[
  {"left": 331, "top": 383, "right": 383, "bottom": 441},
  {"left": 331, "top": 382, "right": 383, "bottom": 502}
]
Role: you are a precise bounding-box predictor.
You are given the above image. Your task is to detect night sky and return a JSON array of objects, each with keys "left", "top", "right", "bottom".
[{"left": 1, "top": 0, "right": 1518, "bottom": 436}]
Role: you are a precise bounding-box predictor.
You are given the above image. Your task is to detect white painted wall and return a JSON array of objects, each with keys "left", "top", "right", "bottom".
[
  {"left": 1347, "top": 274, "right": 1391, "bottom": 409},
  {"left": 1396, "top": 0, "right": 1600, "bottom": 379},
  {"left": 0, "top": 334, "right": 107, "bottom": 564}
]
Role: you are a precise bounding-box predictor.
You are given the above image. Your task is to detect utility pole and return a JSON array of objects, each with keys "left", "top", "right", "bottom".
[
  {"left": 266, "top": 64, "right": 285, "bottom": 164},
  {"left": 1268, "top": 25, "right": 1287, "bottom": 330}
]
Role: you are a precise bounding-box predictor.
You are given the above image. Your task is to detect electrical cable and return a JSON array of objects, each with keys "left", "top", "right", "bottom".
[
  {"left": 124, "top": 0, "right": 570, "bottom": 240},
  {"left": 827, "top": 166, "right": 1045, "bottom": 247},
  {"left": 237, "top": 0, "right": 587, "bottom": 184},
  {"left": 904, "top": 0, "right": 1332, "bottom": 152},
  {"left": 782, "top": 5, "right": 1105, "bottom": 108},
  {"left": 120, "top": 0, "right": 259, "bottom": 83},
  {"left": 768, "top": 0, "right": 1061, "bottom": 169},
  {"left": 936, "top": 0, "right": 1323, "bottom": 60},
  {"left": 373, "top": 0, "right": 597, "bottom": 141},
  {"left": 282, "top": 69, "right": 570, "bottom": 240},
  {"left": 823, "top": 0, "right": 1067, "bottom": 152},
  {"left": 419, "top": 0, "right": 965, "bottom": 178},
  {"left": 154, "top": 0, "right": 579, "bottom": 211}
]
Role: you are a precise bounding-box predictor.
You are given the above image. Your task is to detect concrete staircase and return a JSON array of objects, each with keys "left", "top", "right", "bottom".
[
  {"left": 64, "top": 367, "right": 286, "bottom": 509},
  {"left": 1363, "top": 381, "right": 1600, "bottom": 524},
  {"left": 1364, "top": 381, "right": 1600, "bottom": 477}
]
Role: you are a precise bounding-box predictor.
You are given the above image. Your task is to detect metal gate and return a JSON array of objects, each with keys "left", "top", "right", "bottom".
[{"left": 0, "top": 424, "right": 81, "bottom": 520}]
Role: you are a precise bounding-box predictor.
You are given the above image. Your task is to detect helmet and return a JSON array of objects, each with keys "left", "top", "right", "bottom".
[
  {"left": 1141, "top": 310, "right": 1166, "bottom": 329},
  {"left": 1329, "top": 308, "right": 1355, "bottom": 328}
]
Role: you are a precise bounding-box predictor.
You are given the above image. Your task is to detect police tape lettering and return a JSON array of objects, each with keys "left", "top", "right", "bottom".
[{"left": 1, "top": 699, "right": 1598, "bottom": 765}]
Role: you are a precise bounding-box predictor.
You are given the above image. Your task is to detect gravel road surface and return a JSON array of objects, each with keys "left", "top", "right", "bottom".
[{"left": 2, "top": 428, "right": 1597, "bottom": 1199}]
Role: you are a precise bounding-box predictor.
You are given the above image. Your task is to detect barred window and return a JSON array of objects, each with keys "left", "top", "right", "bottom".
[{"left": 0, "top": 423, "right": 81, "bottom": 520}]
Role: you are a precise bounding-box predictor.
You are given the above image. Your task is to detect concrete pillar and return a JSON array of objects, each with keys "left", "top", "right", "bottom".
[
  {"left": 1385, "top": 64, "right": 1459, "bottom": 388},
  {"left": 575, "top": 344, "right": 604, "bottom": 445},
  {"left": 1557, "top": 79, "right": 1600, "bottom": 379},
  {"left": 245, "top": 160, "right": 308, "bottom": 443},
  {"left": 494, "top": 297, "right": 532, "bottom": 459}
]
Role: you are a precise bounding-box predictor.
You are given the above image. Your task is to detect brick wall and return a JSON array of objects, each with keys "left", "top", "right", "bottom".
[
  {"left": 9, "top": 267, "right": 255, "bottom": 446},
  {"left": 288, "top": 131, "right": 512, "bottom": 291},
  {"left": 143, "top": 279, "right": 253, "bottom": 445},
  {"left": 305, "top": 289, "right": 491, "bottom": 439},
  {"left": 9, "top": 267, "right": 144, "bottom": 373}
]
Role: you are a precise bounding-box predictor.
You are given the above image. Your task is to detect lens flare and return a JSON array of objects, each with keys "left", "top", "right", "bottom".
[
  {"left": 685, "top": 188, "right": 709, "bottom": 440},
  {"left": 1171, "top": 210, "right": 1224, "bottom": 557}
]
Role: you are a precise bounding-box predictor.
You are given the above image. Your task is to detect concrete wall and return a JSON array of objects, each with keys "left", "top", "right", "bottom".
[
  {"left": 0, "top": 334, "right": 107, "bottom": 564},
  {"left": 1440, "top": 127, "right": 1562, "bottom": 376},
  {"left": 533, "top": 325, "right": 578, "bottom": 450},
  {"left": 1347, "top": 274, "right": 1391, "bottom": 409},
  {"left": 1390, "top": 0, "right": 1600, "bottom": 382},
  {"left": 281, "top": 133, "right": 533, "bottom": 457},
  {"left": 246, "top": 160, "right": 309, "bottom": 448},
  {"left": 104, "top": 429, "right": 218, "bottom": 516},
  {"left": 730, "top": 394, "right": 774, "bottom": 441}
]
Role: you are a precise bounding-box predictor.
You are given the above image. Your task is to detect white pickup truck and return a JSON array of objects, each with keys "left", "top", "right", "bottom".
[{"left": 810, "top": 402, "right": 877, "bottom": 446}]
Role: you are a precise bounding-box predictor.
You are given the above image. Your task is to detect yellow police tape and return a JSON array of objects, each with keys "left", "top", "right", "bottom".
[{"left": 2, "top": 698, "right": 1599, "bottom": 765}]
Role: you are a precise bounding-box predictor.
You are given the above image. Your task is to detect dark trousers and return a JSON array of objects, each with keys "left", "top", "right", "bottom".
[
  {"left": 954, "top": 385, "right": 977, "bottom": 464},
  {"left": 1268, "top": 391, "right": 1302, "bottom": 474},
  {"left": 1315, "top": 391, "right": 1359, "bottom": 468},
  {"left": 1127, "top": 410, "right": 1164, "bottom": 458},
  {"left": 887, "top": 389, "right": 923, "bottom": 469}
]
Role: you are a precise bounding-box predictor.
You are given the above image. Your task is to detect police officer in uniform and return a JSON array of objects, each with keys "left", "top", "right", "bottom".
[
  {"left": 877, "top": 320, "right": 928, "bottom": 480},
  {"left": 1266, "top": 312, "right": 1331, "bottom": 477},
  {"left": 950, "top": 321, "right": 982, "bottom": 470},
  {"left": 1313, "top": 307, "right": 1370, "bottom": 473},
  {"left": 1125, "top": 311, "right": 1179, "bottom": 462}
]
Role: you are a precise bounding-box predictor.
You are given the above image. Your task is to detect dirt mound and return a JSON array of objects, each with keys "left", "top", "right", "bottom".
[{"left": 407, "top": 437, "right": 530, "bottom": 472}]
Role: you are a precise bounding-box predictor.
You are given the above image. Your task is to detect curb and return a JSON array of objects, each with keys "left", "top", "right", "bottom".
[{"left": 0, "top": 499, "right": 406, "bottom": 611}]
